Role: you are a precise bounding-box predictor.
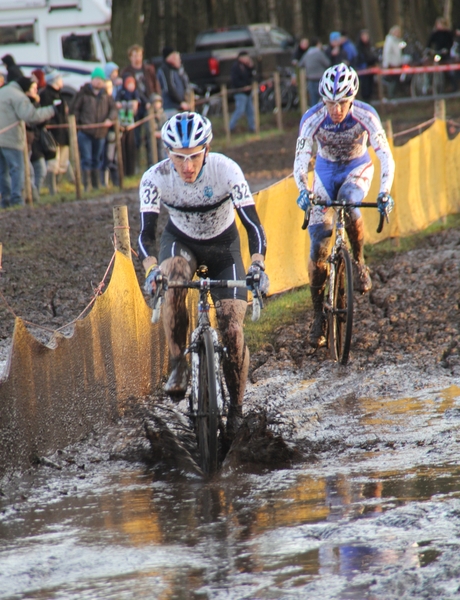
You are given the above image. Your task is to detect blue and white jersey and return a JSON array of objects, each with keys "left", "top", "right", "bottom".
[
  {"left": 139, "top": 152, "right": 254, "bottom": 240},
  {"left": 293, "top": 100, "right": 395, "bottom": 195}
]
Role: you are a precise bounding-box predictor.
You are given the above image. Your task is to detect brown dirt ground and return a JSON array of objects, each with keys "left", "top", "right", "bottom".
[{"left": 0, "top": 129, "right": 459, "bottom": 378}]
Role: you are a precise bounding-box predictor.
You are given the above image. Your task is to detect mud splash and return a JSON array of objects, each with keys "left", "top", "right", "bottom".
[{"left": 1, "top": 360, "right": 460, "bottom": 599}]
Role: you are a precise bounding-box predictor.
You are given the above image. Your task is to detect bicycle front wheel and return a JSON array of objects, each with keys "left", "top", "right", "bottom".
[
  {"left": 328, "top": 247, "right": 353, "bottom": 365},
  {"left": 197, "top": 329, "right": 219, "bottom": 475}
]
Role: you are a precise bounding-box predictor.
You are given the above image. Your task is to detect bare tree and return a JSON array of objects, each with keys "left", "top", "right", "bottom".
[
  {"left": 407, "top": 0, "right": 431, "bottom": 43},
  {"left": 291, "top": 0, "right": 304, "bottom": 39},
  {"left": 361, "top": 0, "right": 385, "bottom": 42},
  {"left": 111, "top": 0, "right": 144, "bottom": 66},
  {"left": 267, "top": 0, "right": 277, "bottom": 25},
  {"left": 443, "top": 0, "right": 452, "bottom": 26}
]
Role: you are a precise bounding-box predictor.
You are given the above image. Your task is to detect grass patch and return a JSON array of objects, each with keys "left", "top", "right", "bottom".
[{"left": 244, "top": 286, "right": 310, "bottom": 353}]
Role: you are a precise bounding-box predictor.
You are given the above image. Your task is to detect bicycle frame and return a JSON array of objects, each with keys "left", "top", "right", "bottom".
[
  {"left": 152, "top": 276, "right": 262, "bottom": 411},
  {"left": 188, "top": 285, "right": 225, "bottom": 417},
  {"left": 324, "top": 205, "right": 348, "bottom": 316}
]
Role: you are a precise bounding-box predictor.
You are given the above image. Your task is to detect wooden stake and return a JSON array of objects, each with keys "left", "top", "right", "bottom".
[
  {"left": 21, "top": 122, "right": 33, "bottom": 205},
  {"left": 113, "top": 205, "right": 131, "bottom": 260},
  {"left": 221, "top": 84, "right": 231, "bottom": 142},
  {"left": 148, "top": 107, "right": 159, "bottom": 165},
  {"left": 384, "top": 119, "right": 393, "bottom": 142},
  {"left": 188, "top": 87, "right": 195, "bottom": 111},
  {"left": 68, "top": 115, "right": 82, "bottom": 199},
  {"left": 274, "top": 71, "right": 283, "bottom": 131},
  {"left": 434, "top": 99, "right": 446, "bottom": 121},
  {"left": 298, "top": 67, "right": 307, "bottom": 114},
  {"left": 252, "top": 81, "right": 260, "bottom": 135},
  {"left": 113, "top": 118, "right": 124, "bottom": 189}
]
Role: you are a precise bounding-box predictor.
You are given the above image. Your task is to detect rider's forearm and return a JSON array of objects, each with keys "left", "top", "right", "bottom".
[
  {"left": 237, "top": 205, "right": 267, "bottom": 257},
  {"left": 370, "top": 129, "right": 395, "bottom": 194},
  {"left": 251, "top": 253, "right": 265, "bottom": 266},
  {"left": 138, "top": 211, "right": 159, "bottom": 262},
  {"left": 143, "top": 256, "right": 158, "bottom": 275}
]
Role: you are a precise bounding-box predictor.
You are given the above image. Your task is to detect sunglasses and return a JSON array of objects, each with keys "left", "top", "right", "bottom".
[
  {"left": 324, "top": 99, "right": 352, "bottom": 108},
  {"left": 168, "top": 148, "right": 206, "bottom": 164}
]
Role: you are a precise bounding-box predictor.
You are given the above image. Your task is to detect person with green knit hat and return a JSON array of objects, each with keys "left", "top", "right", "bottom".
[
  {"left": 91, "top": 66, "right": 106, "bottom": 81},
  {"left": 70, "top": 66, "right": 117, "bottom": 191}
]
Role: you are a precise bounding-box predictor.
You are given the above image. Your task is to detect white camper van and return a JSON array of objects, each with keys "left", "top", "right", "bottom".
[{"left": 0, "top": 0, "right": 112, "bottom": 94}]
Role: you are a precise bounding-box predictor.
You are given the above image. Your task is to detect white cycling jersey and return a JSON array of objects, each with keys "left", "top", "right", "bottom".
[
  {"left": 139, "top": 152, "right": 254, "bottom": 240},
  {"left": 294, "top": 100, "right": 395, "bottom": 195}
]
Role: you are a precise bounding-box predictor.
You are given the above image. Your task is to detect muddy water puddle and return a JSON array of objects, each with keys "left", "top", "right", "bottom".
[{"left": 2, "top": 380, "right": 460, "bottom": 599}]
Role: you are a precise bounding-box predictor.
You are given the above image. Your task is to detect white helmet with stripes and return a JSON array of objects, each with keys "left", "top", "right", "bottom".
[
  {"left": 319, "top": 63, "right": 359, "bottom": 101},
  {"left": 161, "top": 111, "right": 213, "bottom": 149}
]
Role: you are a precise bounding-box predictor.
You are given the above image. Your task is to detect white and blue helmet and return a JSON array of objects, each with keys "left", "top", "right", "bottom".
[
  {"left": 319, "top": 63, "right": 359, "bottom": 101},
  {"left": 161, "top": 111, "right": 213, "bottom": 149}
]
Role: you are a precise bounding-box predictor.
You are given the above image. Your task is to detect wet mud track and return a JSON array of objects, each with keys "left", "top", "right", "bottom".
[{"left": 0, "top": 132, "right": 460, "bottom": 596}]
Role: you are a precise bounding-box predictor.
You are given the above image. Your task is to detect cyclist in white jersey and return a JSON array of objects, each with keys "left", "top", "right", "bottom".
[
  {"left": 139, "top": 112, "right": 268, "bottom": 436},
  {"left": 293, "top": 63, "right": 395, "bottom": 348}
]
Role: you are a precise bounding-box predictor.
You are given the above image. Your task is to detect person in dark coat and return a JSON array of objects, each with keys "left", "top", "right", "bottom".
[
  {"left": 326, "top": 32, "right": 349, "bottom": 66},
  {"left": 39, "top": 69, "right": 71, "bottom": 194},
  {"left": 115, "top": 75, "right": 143, "bottom": 177},
  {"left": 121, "top": 44, "right": 161, "bottom": 169},
  {"left": 157, "top": 46, "right": 191, "bottom": 118},
  {"left": 70, "top": 67, "right": 117, "bottom": 191},
  {"left": 356, "top": 29, "right": 378, "bottom": 101},
  {"left": 25, "top": 79, "right": 48, "bottom": 201},
  {"left": 1, "top": 54, "right": 23, "bottom": 83},
  {"left": 293, "top": 38, "right": 309, "bottom": 64},
  {"left": 229, "top": 51, "right": 256, "bottom": 133}
]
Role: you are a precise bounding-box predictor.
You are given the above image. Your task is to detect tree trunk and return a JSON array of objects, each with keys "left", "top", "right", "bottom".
[
  {"left": 111, "top": 0, "right": 144, "bottom": 66},
  {"left": 143, "top": 0, "right": 159, "bottom": 59},
  {"left": 205, "top": 0, "right": 216, "bottom": 27},
  {"left": 408, "top": 0, "right": 428, "bottom": 46},
  {"left": 361, "top": 0, "right": 384, "bottom": 43},
  {"left": 267, "top": 0, "right": 277, "bottom": 25},
  {"left": 443, "top": 0, "right": 452, "bottom": 27},
  {"left": 291, "top": 0, "right": 303, "bottom": 39},
  {"left": 386, "top": 0, "right": 402, "bottom": 32}
]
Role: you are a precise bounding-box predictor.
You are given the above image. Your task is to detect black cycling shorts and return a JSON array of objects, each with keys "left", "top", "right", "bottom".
[{"left": 159, "top": 219, "right": 247, "bottom": 302}]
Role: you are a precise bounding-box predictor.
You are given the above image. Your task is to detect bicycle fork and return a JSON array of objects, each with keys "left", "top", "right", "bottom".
[
  {"left": 324, "top": 219, "right": 345, "bottom": 316},
  {"left": 189, "top": 326, "right": 225, "bottom": 415}
]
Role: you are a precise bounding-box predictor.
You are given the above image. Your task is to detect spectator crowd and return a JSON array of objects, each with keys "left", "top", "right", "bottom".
[
  {"left": 0, "top": 17, "right": 459, "bottom": 207},
  {"left": 0, "top": 42, "right": 191, "bottom": 206}
]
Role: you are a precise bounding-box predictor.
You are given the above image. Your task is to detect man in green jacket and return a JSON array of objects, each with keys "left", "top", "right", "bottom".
[{"left": 0, "top": 77, "right": 56, "bottom": 207}]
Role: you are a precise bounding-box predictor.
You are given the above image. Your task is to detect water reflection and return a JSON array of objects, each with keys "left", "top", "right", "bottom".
[{"left": 2, "top": 428, "right": 460, "bottom": 596}]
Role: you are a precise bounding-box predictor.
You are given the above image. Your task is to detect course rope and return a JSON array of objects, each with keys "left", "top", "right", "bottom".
[
  {"left": 0, "top": 251, "right": 117, "bottom": 336},
  {"left": 392, "top": 118, "right": 436, "bottom": 138}
]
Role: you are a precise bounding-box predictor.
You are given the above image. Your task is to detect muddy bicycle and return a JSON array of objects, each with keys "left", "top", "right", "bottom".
[
  {"left": 151, "top": 266, "right": 263, "bottom": 475},
  {"left": 303, "top": 198, "right": 386, "bottom": 365}
]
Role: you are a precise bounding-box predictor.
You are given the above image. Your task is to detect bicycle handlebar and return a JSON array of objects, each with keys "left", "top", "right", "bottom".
[
  {"left": 151, "top": 277, "right": 263, "bottom": 323},
  {"left": 301, "top": 200, "right": 386, "bottom": 233}
]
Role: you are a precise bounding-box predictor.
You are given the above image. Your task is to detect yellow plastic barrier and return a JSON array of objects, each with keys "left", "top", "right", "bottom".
[
  {"left": 0, "top": 252, "right": 168, "bottom": 476},
  {"left": 241, "top": 119, "right": 460, "bottom": 295}
]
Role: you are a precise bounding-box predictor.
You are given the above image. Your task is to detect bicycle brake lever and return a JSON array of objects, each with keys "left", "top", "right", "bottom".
[
  {"left": 376, "top": 212, "right": 386, "bottom": 234},
  {"left": 301, "top": 207, "right": 311, "bottom": 230},
  {"left": 151, "top": 275, "right": 167, "bottom": 324}
]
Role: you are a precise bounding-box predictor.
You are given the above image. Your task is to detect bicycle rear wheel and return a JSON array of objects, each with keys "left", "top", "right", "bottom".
[
  {"left": 328, "top": 247, "right": 353, "bottom": 365},
  {"left": 196, "top": 329, "right": 219, "bottom": 475}
]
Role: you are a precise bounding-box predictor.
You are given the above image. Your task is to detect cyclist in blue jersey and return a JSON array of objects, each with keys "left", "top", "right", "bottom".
[{"left": 294, "top": 63, "right": 395, "bottom": 348}]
